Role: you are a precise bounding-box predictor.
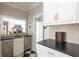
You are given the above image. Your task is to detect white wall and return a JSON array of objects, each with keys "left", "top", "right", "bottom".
[
  {"left": 27, "top": 3, "right": 43, "bottom": 34},
  {"left": 0, "top": 3, "right": 27, "bottom": 19},
  {"left": 49, "top": 24, "right": 79, "bottom": 44}
]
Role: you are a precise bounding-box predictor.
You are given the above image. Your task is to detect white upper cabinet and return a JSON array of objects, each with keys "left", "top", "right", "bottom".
[
  {"left": 44, "top": 2, "right": 57, "bottom": 26},
  {"left": 56, "top": 2, "right": 77, "bottom": 22},
  {"left": 44, "top": 2, "right": 78, "bottom": 26}
]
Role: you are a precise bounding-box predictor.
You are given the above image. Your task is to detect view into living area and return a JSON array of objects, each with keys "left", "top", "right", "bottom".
[{"left": 0, "top": 2, "right": 79, "bottom": 57}]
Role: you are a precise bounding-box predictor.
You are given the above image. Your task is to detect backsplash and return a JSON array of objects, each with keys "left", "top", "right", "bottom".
[{"left": 49, "top": 24, "right": 79, "bottom": 44}]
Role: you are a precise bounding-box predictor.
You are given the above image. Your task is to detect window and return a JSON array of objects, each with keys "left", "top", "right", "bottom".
[{"left": 3, "top": 16, "right": 26, "bottom": 34}]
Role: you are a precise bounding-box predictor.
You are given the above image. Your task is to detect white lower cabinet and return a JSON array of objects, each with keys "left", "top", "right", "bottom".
[
  {"left": 36, "top": 43, "right": 72, "bottom": 57},
  {"left": 14, "top": 38, "right": 24, "bottom": 57}
]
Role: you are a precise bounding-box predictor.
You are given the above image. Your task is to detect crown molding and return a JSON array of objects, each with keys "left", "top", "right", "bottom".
[
  {"left": 26, "top": 3, "right": 40, "bottom": 11},
  {"left": 2, "top": 2, "right": 40, "bottom": 12}
]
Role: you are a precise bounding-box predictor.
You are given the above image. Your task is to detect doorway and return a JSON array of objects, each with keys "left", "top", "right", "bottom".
[
  {"left": 32, "top": 13, "right": 43, "bottom": 53},
  {"left": 35, "top": 15, "right": 43, "bottom": 56},
  {"left": 36, "top": 18, "right": 43, "bottom": 42}
]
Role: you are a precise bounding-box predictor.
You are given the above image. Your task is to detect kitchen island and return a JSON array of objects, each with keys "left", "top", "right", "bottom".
[{"left": 0, "top": 33, "right": 32, "bottom": 57}]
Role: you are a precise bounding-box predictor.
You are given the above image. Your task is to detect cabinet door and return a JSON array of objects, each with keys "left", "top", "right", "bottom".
[
  {"left": 24, "top": 37, "right": 31, "bottom": 51},
  {"left": 44, "top": 2, "right": 57, "bottom": 25},
  {"left": 56, "top": 2, "right": 77, "bottom": 22},
  {"left": 2, "top": 40, "right": 13, "bottom": 57},
  {"left": 14, "top": 38, "right": 24, "bottom": 57}
]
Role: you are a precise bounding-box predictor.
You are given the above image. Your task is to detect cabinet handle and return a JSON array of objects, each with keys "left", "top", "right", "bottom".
[{"left": 54, "top": 14, "right": 58, "bottom": 20}]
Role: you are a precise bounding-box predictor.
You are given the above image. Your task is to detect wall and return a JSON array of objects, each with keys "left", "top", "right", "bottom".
[
  {"left": 27, "top": 3, "right": 43, "bottom": 34},
  {"left": 27, "top": 2, "right": 43, "bottom": 52},
  {"left": 0, "top": 3, "right": 27, "bottom": 19},
  {"left": 49, "top": 24, "right": 79, "bottom": 44}
]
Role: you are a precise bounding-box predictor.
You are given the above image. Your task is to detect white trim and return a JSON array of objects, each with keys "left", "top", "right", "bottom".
[{"left": 46, "top": 20, "right": 79, "bottom": 26}]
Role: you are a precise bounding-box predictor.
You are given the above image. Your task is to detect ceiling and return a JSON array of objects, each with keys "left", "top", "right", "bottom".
[{"left": 2, "top": 2, "right": 40, "bottom": 12}]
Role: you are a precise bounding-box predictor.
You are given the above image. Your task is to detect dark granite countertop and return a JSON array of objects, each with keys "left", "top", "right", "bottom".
[
  {"left": 38, "top": 39, "right": 79, "bottom": 57},
  {"left": 0, "top": 33, "right": 32, "bottom": 41}
]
